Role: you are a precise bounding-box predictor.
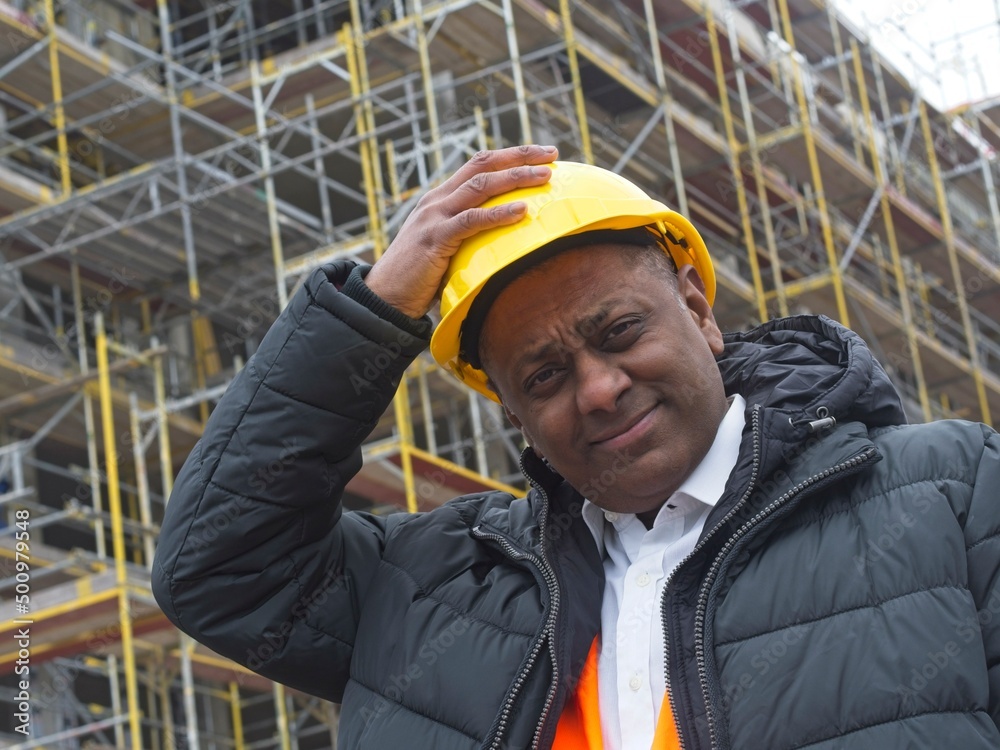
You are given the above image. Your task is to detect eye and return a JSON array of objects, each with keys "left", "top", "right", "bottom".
[
  {"left": 603, "top": 317, "right": 642, "bottom": 348},
  {"left": 525, "top": 366, "right": 562, "bottom": 393}
]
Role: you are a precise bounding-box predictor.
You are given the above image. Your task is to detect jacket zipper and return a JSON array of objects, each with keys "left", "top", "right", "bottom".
[
  {"left": 695, "top": 445, "right": 877, "bottom": 748},
  {"left": 660, "top": 404, "right": 763, "bottom": 750},
  {"left": 662, "top": 404, "right": 878, "bottom": 749},
  {"left": 473, "top": 454, "right": 561, "bottom": 750}
]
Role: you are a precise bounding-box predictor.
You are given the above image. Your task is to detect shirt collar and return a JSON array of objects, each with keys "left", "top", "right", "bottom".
[{"left": 581, "top": 393, "right": 747, "bottom": 554}]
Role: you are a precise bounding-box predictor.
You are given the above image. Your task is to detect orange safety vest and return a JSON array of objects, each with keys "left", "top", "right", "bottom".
[{"left": 552, "top": 637, "right": 681, "bottom": 750}]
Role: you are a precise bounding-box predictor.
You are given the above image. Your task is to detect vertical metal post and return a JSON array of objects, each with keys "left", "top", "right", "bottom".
[
  {"left": 725, "top": 8, "right": 788, "bottom": 317},
  {"left": 642, "top": 0, "right": 687, "bottom": 216},
  {"left": 108, "top": 654, "right": 126, "bottom": 748},
  {"left": 826, "top": 3, "right": 863, "bottom": 165},
  {"left": 560, "top": 0, "right": 591, "bottom": 163},
  {"left": 148, "top": 657, "right": 161, "bottom": 750},
  {"left": 467, "top": 391, "right": 489, "bottom": 478},
  {"left": 410, "top": 0, "right": 444, "bottom": 171},
  {"left": 343, "top": 25, "right": 384, "bottom": 258},
  {"left": 503, "top": 0, "right": 533, "bottom": 146},
  {"left": 95, "top": 312, "right": 143, "bottom": 750},
  {"left": 273, "top": 683, "right": 292, "bottom": 750},
  {"left": 72, "top": 259, "right": 106, "bottom": 557},
  {"left": 474, "top": 105, "right": 488, "bottom": 151},
  {"left": 229, "top": 682, "right": 245, "bottom": 750},
  {"left": 868, "top": 46, "right": 904, "bottom": 195},
  {"left": 417, "top": 362, "right": 437, "bottom": 455},
  {"left": 386, "top": 139, "right": 401, "bottom": 204},
  {"left": 395, "top": 374, "right": 419, "bottom": 513},
  {"left": 919, "top": 99, "right": 992, "bottom": 425},
  {"left": 251, "top": 61, "right": 288, "bottom": 309},
  {"left": 704, "top": 4, "right": 768, "bottom": 322},
  {"left": 153, "top": 341, "right": 174, "bottom": 501},
  {"left": 157, "top": 0, "right": 201, "bottom": 306},
  {"left": 851, "top": 41, "right": 931, "bottom": 421},
  {"left": 43, "top": 0, "right": 71, "bottom": 195},
  {"left": 180, "top": 634, "right": 201, "bottom": 750},
  {"left": 158, "top": 654, "right": 176, "bottom": 750},
  {"left": 306, "top": 94, "right": 334, "bottom": 242},
  {"left": 777, "top": 0, "right": 850, "bottom": 326},
  {"left": 968, "top": 113, "right": 1000, "bottom": 259},
  {"left": 129, "top": 392, "right": 156, "bottom": 566}
]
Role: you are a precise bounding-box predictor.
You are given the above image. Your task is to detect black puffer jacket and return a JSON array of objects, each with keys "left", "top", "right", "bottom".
[{"left": 152, "top": 260, "right": 1000, "bottom": 749}]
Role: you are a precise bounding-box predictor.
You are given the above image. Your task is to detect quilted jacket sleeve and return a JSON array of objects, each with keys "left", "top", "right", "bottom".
[
  {"left": 963, "top": 425, "right": 1000, "bottom": 726},
  {"left": 151, "top": 260, "right": 431, "bottom": 702}
]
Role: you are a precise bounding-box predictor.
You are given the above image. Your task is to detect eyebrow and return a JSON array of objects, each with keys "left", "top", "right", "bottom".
[{"left": 510, "top": 303, "right": 619, "bottom": 375}]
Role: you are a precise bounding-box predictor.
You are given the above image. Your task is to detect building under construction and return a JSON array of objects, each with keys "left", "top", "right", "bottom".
[{"left": 0, "top": 0, "right": 998, "bottom": 745}]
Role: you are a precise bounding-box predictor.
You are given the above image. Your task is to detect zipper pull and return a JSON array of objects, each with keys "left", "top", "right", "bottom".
[{"left": 789, "top": 406, "right": 837, "bottom": 433}]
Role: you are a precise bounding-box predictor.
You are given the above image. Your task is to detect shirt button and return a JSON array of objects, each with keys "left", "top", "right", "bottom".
[
  {"left": 636, "top": 572, "right": 651, "bottom": 587},
  {"left": 629, "top": 674, "right": 642, "bottom": 691},
  {"left": 604, "top": 511, "right": 619, "bottom": 523}
]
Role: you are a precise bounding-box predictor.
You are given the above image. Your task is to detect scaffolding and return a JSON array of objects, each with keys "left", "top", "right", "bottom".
[{"left": 0, "top": 0, "right": 999, "bottom": 745}]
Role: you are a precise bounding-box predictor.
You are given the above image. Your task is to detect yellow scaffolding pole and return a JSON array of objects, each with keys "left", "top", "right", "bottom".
[
  {"left": 42, "top": 0, "right": 71, "bottom": 195},
  {"left": 229, "top": 682, "right": 246, "bottom": 750},
  {"left": 155, "top": 347, "right": 175, "bottom": 501},
  {"left": 395, "top": 377, "right": 420, "bottom": 514},
  {"left": 343, "top": 25, "right": 382, "bottom": 256},
  {"left": 95, "top": 312, "right": 143, "bottom": 749},
  {"left": 851, "top": 40, "right": 931, "bottom": 421},
  {"left": 704, "top": 4, "right": 768, "bottom": 322},
  {"left": 560, "top": 0, "right": 592, "bottom": 163},
  {"left": 777, "top": 0, "right": 850, "bottom": 327},
  {"left": 273, "top": 683, "right": 292, "bottom": 750},
  {"left": 918, "top": 100, "right": 992, "bottom": 425},
  {"left": 725, "top": 9, "right": 788, "bottom": 317}
]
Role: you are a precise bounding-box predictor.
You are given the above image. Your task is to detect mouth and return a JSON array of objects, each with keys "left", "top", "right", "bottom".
[{"left": 589, "top": 404, "right": 659, "bottom": 448}]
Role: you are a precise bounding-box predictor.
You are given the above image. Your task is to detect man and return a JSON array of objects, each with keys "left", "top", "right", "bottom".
[{"left": 153, "top": 146, "right": 1000, "bottom": 749}]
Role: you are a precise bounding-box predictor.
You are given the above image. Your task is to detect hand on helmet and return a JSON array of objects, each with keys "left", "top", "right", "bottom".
[{"left": 364, "top": 145, "right": 558, "bottom": 319}]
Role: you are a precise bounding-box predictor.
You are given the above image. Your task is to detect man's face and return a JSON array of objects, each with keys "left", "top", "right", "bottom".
[{"left": 480, "top": 244, "right": 729, "bottom": 517}]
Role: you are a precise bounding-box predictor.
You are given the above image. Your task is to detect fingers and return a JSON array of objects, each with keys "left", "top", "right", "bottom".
[
  {"left": 440, "top": 202, "right": 531, "bottom": 243},
  {"left": 441, "top": 144, "right": 558, "bottom": 192},
  {"left": 451, "top": 163, "right": 553, "bottom": 209}
]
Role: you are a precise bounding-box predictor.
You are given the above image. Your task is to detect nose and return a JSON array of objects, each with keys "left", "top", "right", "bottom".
[{"left": 574, "top": 351, "right": 630, "bottom": 414}]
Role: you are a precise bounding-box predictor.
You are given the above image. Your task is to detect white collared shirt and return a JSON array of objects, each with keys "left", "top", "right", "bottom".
[{"left": 581, "top": 394, "right": 746, "bottom": 750}]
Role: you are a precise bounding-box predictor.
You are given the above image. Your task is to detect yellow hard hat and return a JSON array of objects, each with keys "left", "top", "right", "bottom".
[{"left": 429, "top": 160, "right": 715, "bottom": 402}]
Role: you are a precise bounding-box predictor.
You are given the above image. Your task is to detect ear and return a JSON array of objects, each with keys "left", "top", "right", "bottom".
[
  {"left": 677, "top": 264, "right": 724, "bottom": 356},
  {"left": 502, "top": 404, "right": 546, "bottom": 459}
]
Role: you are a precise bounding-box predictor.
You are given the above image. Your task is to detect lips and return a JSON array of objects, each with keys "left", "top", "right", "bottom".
[{"left": 589, "top": 404, "right": 658, "bottom": 446}]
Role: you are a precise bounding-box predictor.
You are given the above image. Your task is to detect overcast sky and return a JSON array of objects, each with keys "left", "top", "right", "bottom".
[{"left": 832, "top": 0, "right": 1000, "bottom": 111}]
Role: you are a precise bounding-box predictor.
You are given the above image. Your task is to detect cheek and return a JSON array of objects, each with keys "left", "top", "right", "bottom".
[{"left": 525, "top": 410, "right": 574, "bottom": 457}]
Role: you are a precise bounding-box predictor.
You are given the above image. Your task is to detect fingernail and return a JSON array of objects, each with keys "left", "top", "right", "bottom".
[
  {"left": 509, "top": 202, "right": 526, "bottom": 213},
  {"left": 532, "top": 166, "right": 551, "bottom": 176},
  {"left": 542, "top": 145, "right": 558, "bottom": 153}
]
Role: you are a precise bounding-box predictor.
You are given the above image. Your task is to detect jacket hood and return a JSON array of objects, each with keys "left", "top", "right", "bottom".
[{"left": 718, "top": 314, "right": 906, "bottom": 440}]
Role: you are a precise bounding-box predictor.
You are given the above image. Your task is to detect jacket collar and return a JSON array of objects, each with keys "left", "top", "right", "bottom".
[{"left": 718, "top": 314, "right": 906, "bottom": 440}]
